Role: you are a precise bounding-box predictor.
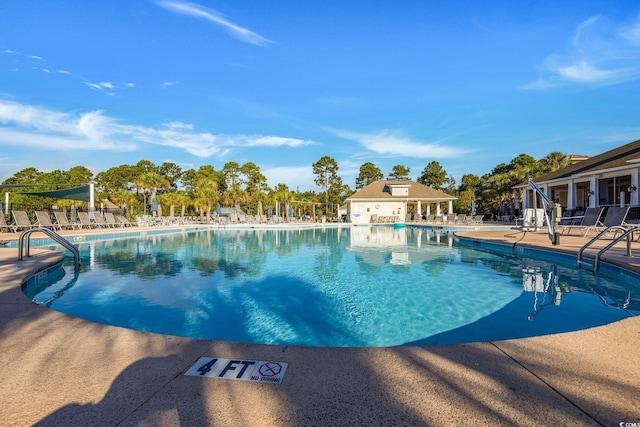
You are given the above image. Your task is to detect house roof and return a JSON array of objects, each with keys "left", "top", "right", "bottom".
[
  {"left": 517, "top": 138, "right": 640, "bottom": 187},
  {"left": 346, "top": 179, "right": 456, "bottom": 201}
]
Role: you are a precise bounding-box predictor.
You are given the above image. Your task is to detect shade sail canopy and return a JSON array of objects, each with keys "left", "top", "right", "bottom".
[{"left": 1, "top": 184, "right": 92, "bottom": 202}]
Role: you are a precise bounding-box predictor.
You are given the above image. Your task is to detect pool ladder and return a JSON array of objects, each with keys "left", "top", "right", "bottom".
[
  {"left": 18, "top": 227, "right": 81, "bottom": 271},
  {"left": 577, "top": 225, "right": 640, "bottom": 273}
]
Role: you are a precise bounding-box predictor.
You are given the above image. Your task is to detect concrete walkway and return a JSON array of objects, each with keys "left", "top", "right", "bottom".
[{"left": 0, "top": 225, "right": 639, "bottom": 426}]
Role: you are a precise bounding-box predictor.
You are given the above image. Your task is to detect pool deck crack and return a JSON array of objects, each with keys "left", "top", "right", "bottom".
[{"left": 490, "top": 341, "right": 606, "bottom": 427}]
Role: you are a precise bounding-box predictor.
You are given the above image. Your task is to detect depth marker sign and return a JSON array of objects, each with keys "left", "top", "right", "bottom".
[{"left": 185, "top": 357, "right": 288, "bottom": 384}]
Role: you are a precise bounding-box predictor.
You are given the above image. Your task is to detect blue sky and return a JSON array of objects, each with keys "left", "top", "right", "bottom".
[{"left": 1, "top": 1, "right": 640, "bottom": 191}]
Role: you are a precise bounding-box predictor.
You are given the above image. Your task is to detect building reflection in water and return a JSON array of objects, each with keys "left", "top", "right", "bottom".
[
  {"left": 522, "top": 265, "right": 562, "bottom": 320},
  {"left": 348, "top": 225, "right": 454, "bottom": 267}
]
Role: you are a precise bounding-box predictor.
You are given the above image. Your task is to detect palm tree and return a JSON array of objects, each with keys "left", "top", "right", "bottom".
[
  {"left": 272, "top": 184, "right": 294, "bottom": 221},
  {"left": 136, "top": 172, "right": 169, "bottom": 215},
  {"left": 110, "top": 188, "right": 137, "bottom": 218},
  {"left": 540, "top": 152, "right": 570, "bottom": 173},
  {"left": 157, "top": 192, "right": 187, "bottom": 218},
  {"left": 193, "top": 177, "right": 218, "bottom": 224}
]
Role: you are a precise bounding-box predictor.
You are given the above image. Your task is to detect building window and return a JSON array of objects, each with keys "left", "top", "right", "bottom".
[
  {"left": 598, "top": 175, "right": 631, "bottom": 206},
  {"left": 575, "top": 181, "right": 590, "bottom": 208}
]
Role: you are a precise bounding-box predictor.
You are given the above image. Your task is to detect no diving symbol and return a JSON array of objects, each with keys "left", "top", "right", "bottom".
[{"left": 258, "top": 362, "right": 282, "bottom": 377}]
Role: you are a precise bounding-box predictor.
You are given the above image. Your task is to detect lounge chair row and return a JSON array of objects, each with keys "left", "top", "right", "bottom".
[
  {"left": 374, "top": 215, "right": 400, "bottom": 224},
  {"left": 213, "top": 214, "right": 310, "bottom": 225},
  {"left": 135, "top": 214, "right": 189, "bottom": 227},
  {"left": 558, "top": 206, "right": 634, "bottom": 237},
  {"left": 0, "top": 211, "right": 136, "bottom": 232},
  {"left": 406, "top": 213, "right": 484, "bottom": 225}
]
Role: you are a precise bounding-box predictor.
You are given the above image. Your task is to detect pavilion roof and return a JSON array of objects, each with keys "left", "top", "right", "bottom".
[{"left": 346, "top": 180, "right": 456, "bottom": 201}]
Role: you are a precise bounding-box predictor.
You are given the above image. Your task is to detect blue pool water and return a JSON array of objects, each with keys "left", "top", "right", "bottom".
[{"left": 22, "top": 226, "right": 640, "bottom": 347}]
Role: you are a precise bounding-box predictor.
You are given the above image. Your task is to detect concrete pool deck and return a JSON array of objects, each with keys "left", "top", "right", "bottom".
[{"left": 0, "top": 224, "right": 639, "bottom": 426}]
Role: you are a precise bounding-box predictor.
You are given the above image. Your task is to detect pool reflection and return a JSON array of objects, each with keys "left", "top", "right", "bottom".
[{"left": 23, "top": 226, "right": 640, "bottom": 347}]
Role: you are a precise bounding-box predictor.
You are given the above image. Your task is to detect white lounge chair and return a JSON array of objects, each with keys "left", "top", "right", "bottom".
[
  {"left": 560, "top": 207, "right": 604, "bottom": 236},
  {"left": 115, "top": 214, "right": 135, "bottom": 227},
  {"left": 54, "top": 211, "right": 80, "bottom": 230},
  {"left": 11, "top": 211, "right": 36, "bottom": 232},
  {"left": 104, "top": 212, "right": 120, "bottom": 227},
  {"left": 77, "top": 212, "right": 98, "bottom": 229},
  {"left": 582, "top": 206, "right": 630, "bottom": 237},
  {"left": 92, "top": 212, "right": 109, "bottom": 228},
  {"left": 35, "top": 211, "right": 57, "bottom": 230},
  {"left": 0, "top": 214, "right": 12, "bottom": 232}
]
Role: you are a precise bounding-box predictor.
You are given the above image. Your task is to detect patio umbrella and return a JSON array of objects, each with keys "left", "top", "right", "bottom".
[
  {"left": 267, "top": 206, "right": 272, "bottom": 217},
  {"left": 216, "top": 202, "right": 221, "bottom": 216},
  {"left": 471, "top": 201, "right": 476, "bottom": 214},
  {"left": 247, "top": 207, "right": 250, "bottom": 215},
  {"left": 151, "top": 197, "right": 158, "bottom": 213}
]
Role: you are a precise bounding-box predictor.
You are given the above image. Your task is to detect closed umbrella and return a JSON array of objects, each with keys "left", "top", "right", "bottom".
[{"left": 151, "top": 197, "right": 158, "bottom": 213}]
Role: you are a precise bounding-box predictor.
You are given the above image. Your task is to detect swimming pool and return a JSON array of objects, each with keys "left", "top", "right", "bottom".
[{"left": 22, "top": 226, "right": 640, "bottom": 347}]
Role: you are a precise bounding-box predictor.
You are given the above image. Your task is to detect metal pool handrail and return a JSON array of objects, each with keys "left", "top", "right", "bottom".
[
  {"left": 18, "top": 227, "right": 80, "bottom": 271},
  {"left": 577, "top": 225, "right": 639, "bottom": 273},
  {"left": 528, "top": 179, "right": 561, "bottom": 245}
]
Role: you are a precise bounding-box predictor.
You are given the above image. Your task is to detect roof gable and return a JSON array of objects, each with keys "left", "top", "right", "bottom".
[
  {"left": 347, "top": 180, "right": 456, "bottom": 201},
  {"left": 529, "top": 138, "right": 640, "bottom": 184}
]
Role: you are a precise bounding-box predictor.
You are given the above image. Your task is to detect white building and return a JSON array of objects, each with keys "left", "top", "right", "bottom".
[
  {"left": 515, "top": 138, "right": 640, "bottom": 212},
  {"left": 345, "top": 179, "right": 457, "bottom": 225}
]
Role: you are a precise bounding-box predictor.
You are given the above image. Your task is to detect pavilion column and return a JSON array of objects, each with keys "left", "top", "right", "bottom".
[
  {"left": 417, "top": 201, "right": 422, "bottom": 215},
  {"left": 89, "top": 183, "right": 95, "bottom": 211},
  {"left": 426, "top": 204, "right": 431, "bottom": 216},
  {"left": 589, "top": 176, "right": 597, "bottom": 207},
  {"left": 631, "top": 169, "right": 640, "bottom": 206},
  {"left": 448, "top": 200, "right": 453, "bottom": 214},
  {"left": 567, "top": 181, "right": 575, "bottom": 209},
  {"left": 436, "top": 203, "right": 441, "bottom": 216}
]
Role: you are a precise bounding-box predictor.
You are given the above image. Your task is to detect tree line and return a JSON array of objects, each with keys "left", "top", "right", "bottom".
[
  {"left": 353, "top": 151, "right": 569, "bottom": 216},
  {"left": 2, "top": 151, "right": 570, "bottom": 220}
]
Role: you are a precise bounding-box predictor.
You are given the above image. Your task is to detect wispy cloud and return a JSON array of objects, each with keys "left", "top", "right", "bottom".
[
  {"left": 243, "top": 136, "right": 313, "bottom": 147},
  {"left": 84, "top": 81, "right": 114, "bottom": 91},
  {"left": 1, "top": 48, "right": 135, "bottom": 96},
  {"left": 0, "top": 100, "right": 312, "bottom": 158},
  {"left": 0, "top": 101, "right": 136, "bottom": 150},
  {"left": 83, "top": 80, "right": 135, "bottom": 96},
  {"left": 620, "top": 15, "right": 640, "bottom": 45},
  {"left": 156, "top": 1, "right": 273, "bottom": 46},
  {"left": 555, "top": 61, "right": 634, "bottom": 83},
  {"left": 525, "top": 13, "right": 640, "bottom": 89},
  {"left": 328, "top": 128, "right": 467, "bottom": 158}
]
